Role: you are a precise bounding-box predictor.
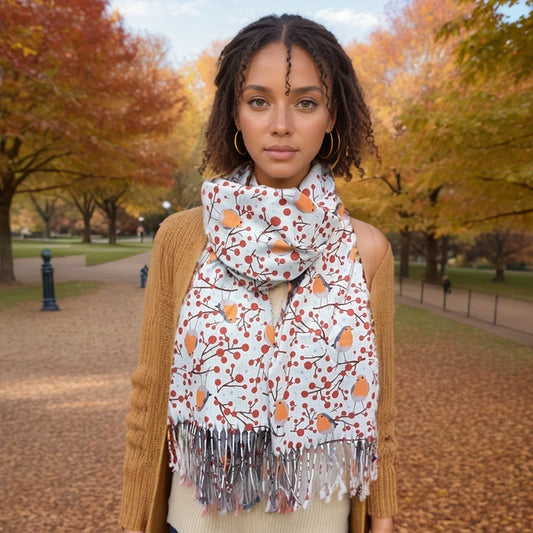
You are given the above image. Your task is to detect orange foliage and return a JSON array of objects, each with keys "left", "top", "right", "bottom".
[{"left": 0, "top": 0, "right": 186, "bottom": 281}]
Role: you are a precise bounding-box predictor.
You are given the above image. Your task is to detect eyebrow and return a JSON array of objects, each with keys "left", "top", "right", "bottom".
[{"left": 242, "top": 84, "right": 323, "bottom": 95}]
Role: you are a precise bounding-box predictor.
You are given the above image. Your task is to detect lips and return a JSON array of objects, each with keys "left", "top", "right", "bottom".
[{"left": 265, "top": 145, "right": 298, "bottom": 161}]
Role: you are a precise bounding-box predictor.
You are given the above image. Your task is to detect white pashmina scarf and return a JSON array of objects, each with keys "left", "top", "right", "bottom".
[{"left": 168, "top": 162, "right": 379, "bottom": 514}]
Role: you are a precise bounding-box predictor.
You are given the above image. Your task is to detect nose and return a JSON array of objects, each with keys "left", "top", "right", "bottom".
[{"left": 270, "top": 104, "right": 293, "bottom": 136}]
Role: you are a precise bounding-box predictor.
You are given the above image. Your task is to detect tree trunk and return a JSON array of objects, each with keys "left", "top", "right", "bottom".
[
  {"left": 440, "top": 235, "right": 449, "bottom": 275},
  {"left": 70, "top": 192, "right": 96, "bottom": 244},
  {"left": 425, "top": 232, "right": 440, "bottom": 282},
  {"left": 44, "top": 219, "right": 52, "bottom": 240},
  {"left": 493, "top": 262, "right": 506, "bottom": 282},
  {"left": 105, "top": 199, "right": 118, "bottom": 245},
  {"left": 30, "top": 195, "right": 57, "bottom": 240},
  {"left": 399, "top": 228, "right": 410, "bottom": 278},
  {"left": 0, "top": 191, "right": 15, "bottom": 282},
  {"left": 82, "top": 213, "right": 92, "bottom": 244}
]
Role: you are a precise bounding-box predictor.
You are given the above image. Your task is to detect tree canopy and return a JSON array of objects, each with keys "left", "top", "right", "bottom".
[{"left": 0, "top": 0, "right": 185, "bottom": 281}]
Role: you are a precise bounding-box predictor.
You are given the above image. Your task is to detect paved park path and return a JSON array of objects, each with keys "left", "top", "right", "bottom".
[{"left": 1, "top": 254, "right": 532, "bottom": 531}]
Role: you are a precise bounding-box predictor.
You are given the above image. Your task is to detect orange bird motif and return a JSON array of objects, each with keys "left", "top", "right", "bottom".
[
  {"left": 221, "top": 209, "right": 242, "bottom": 230},
  {"left": 184, "top": 329, "right": 197, "bottom": 356},
  {"left": 269, "top": 239, "right": 292, "bottom": 255},
  {"left": 316, "top": 413, "right": 337, "bottom": 435},
  {"left": 294, "top": 192, "right": 316, "bottom": 213},
  {"left": 348, "top": 246, "right": 359, "bottom": 263},
  {"left": 312, "top": 273, "right": 331, "bottom": 298},
  {"left": 265, "top": 324, "right": 276, "bottom": 345},
  {"left": 273, "top": 400, "right": 289, "bottom": 426},
  {"left": 335, "top": 202, "right": 346, "bottom": 218},
  {"left": 331, "top": 325, "right": 353, "bottom": 352},
  {"left": 351, "top": 375, "right": 369, "bottom": 404},
  {"left": 217, "top": 300, "right": 238, "bottom": 323},
  {"left": 196, "top": 385, "right": 211, "bottom": 411}
]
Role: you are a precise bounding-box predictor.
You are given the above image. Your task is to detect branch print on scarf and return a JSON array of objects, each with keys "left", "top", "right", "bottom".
[{"left": 168, "top": 163, "right": 379, "bottom": 514}]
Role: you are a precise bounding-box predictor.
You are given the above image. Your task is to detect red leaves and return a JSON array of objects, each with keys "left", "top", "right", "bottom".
[{"left": 1, "top": 0, "right": 184, "bottom": 175}]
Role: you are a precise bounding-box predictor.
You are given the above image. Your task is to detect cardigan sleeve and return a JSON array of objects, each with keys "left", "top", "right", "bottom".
[
  {"left": 120, "top": 208, "right": 206, "bottom": 531},
  {"left": 366, "top": 245, "right": 398, "bottom": 517}
]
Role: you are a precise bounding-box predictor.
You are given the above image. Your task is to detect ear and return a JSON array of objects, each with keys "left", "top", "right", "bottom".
[
  {"left": 234, "top": 115, "right": 240, "bottom": 131},
  {"left": 327, "top": 107, "right": 337, "bottom": 133}
]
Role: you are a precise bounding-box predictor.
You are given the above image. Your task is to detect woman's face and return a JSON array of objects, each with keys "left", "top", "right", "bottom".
[{"left": 236, "top": 42, "right": 336, "bottom": 189}]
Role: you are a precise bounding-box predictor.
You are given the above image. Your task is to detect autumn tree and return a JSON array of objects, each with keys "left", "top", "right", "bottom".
[
  {"left": 92, "top": 181, "right": 130, "bottom": 244},
  {"left": 439, "top": 0, "right": 533, "bottom": 83},
  {"left": 169, "top": 42, "right": 223, "bottom": 209},
  {"left": 465, "top": 228, "right": 533, "bottom": 281},
  {"left": 435, "top": 0, "right": 533, "bottom": 226},
  {"left": 342, "top": 0, "right": 472, "bottom": 281},
  {"left": 29, "top": 191, "right": 59, "bottom": 239},
  {"left": 343, "top": 0, "right": 532, "bottom": 282},
  {"left": 0, "top": 0, "right": 184, "bottom": 282}
]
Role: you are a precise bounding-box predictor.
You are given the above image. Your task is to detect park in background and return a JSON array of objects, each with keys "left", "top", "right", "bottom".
[{"left": 2, "top": 0, "right": 532, "bottom": 284}]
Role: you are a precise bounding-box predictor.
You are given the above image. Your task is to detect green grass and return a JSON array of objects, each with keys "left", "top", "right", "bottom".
[
  {"left": 12, "top": 239, "right": 152, "bottom": 266},
  {"left": 0, "top": 281, "right": 101, "bottom": 311},
  {"left": 395, "top": 303, "right": 533, "bottom": 359},
  {"left": 396, "top": 263, "right": 533, "bottom": 302}
]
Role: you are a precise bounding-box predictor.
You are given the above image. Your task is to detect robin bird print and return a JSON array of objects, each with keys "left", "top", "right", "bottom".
[
  {"left": 351, "top": 375, "right": 369, "bottom": 406},
  {"left": 331, "top": 325, "right": 353, "bottom": 352},
  {"left": 268, "top": 239, "right": 292, "bottom": 255},
  {"left": 335, "top": 202, "right": 346, "bottom": 218},
  {"left": 294, "top": 191, "right": 316, "bottom": 213},
  {"left": 273, "top": 400, "right": 289, "bottom": 426},
  {"left": 265, "top": 324, "right": 276, "bottom": 345},
  {"left": 316, "top": 412, "right": 337, "bottom": 435},
  {"left": 348, "top": 246, "right": 359, "bottom": 263},
  {"left": 184, "top": 329, "right": 197, "bottom": 356},
  {"left": 312, "top": 273, "right": 331, "bottom": 299},
  {"left": 217, "top": 300, "right": 238, "bottom": 323},
  {"left": 196, "top": 385, "right": 211, "bottom": 411},
  {"left": 221, "top": 209, "right": 242, "bottom": 230}
]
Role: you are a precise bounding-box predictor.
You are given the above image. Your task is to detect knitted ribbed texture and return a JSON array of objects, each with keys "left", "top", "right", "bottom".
[
  {"left": 365, "top": 249, "right": 397, "bottom": 518},
  {"left": 120, "top": 206, "right": 397, "bottom": 533},
  {"left": 120, "top": 208, "right": 206, "bottom": 531}
]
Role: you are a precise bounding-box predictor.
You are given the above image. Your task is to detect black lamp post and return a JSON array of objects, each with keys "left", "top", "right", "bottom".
[{"left": 41, "top": 249, "right": 60, "bottom": 311}]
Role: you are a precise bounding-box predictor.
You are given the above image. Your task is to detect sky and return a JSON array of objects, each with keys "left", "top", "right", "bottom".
[{"left": 109, "top": 0, "right": 391, "bottom": 65}]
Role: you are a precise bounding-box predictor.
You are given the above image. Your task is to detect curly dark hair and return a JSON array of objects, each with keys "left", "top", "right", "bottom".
[{"left": 201, "top": 13, "right": 377, "bottom": 181}]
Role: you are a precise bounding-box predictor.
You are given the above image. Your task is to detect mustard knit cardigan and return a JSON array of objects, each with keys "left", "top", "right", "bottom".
[{"left": 120, "top": 207, "right": 397, "bottom": 532}]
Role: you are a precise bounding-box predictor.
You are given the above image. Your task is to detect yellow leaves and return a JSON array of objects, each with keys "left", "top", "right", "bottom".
[
  {"left": 10, "top": 42, "right": 38, "bottom": 57},
  {"left": 109, "top": 8, "right": 123, "bottom": 24}
]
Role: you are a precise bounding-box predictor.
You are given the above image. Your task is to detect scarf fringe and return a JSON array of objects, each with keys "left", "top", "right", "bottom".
[{"left": 168, "top": 421, "right": 377, "bottom": 514}]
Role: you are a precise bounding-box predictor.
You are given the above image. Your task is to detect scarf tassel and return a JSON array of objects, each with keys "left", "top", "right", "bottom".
[{"left": 169, "top": 421, "right": 378, "bottom": 514}]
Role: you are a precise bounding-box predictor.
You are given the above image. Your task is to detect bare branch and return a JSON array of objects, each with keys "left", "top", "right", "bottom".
[
  {"left": 473, "top": 175, "right": 533, "bottom": 190},
  {"left": 468, "top": 131, "right": 533, "bottom": 150},
  {"left": 463, "top": 208, "right": 533, "bottom": 225}
]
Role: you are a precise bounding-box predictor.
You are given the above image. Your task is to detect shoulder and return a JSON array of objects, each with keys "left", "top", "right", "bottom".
[
  {"left": 155, "top": 206, "right": 204, "bottom": 244},
  {"left": 350, "top": 217, "right": 390, "bottom": 290},
  {"left": 151, "top": 206, "right": 206, "bottom": 270},
  {"left": 159, "top": 206, "right": 203, "bottom": 233}
]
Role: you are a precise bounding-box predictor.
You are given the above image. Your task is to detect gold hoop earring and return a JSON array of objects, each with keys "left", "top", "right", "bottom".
[
  {"left": 330, "top": 139, "right": 342, "bottom": 169},
  {"left": 234, "top": 130, "right": 247, "bottom": 156},
  {"left": 319, "top": 130, "right": 341, "bottom": 169},
  {"left": 318, "top": 131, "right": 335, "bottom": 159}
]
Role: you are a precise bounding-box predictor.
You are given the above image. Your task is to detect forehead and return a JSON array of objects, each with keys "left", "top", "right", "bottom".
[{"left": 243, "top": 42, "right": 324, "bottom": 90}]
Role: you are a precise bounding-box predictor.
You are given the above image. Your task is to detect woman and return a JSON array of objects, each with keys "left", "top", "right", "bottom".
[{"left": 121, "top": 14, "right": 396, "bottom": 533}]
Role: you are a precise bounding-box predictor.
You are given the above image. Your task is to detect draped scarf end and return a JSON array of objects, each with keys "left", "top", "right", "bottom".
[{"left": 168, "top": 420, "right": 378, "bottom": 514}]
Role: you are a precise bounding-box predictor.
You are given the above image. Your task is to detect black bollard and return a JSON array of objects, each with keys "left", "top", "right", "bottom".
[
  {"left": 140, "top": 264, "right": 149, "bottom": 288},
  {"left": 41, "top": 249, "right": 60, "bottom": 311}
]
